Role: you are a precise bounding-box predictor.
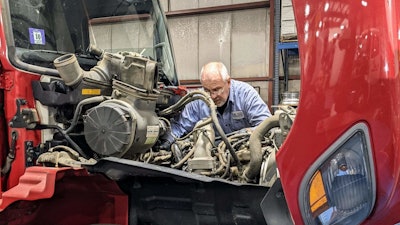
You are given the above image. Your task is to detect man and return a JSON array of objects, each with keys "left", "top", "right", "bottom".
[{"left": 170, "top": 61, "right": 272, "bottom": 139}]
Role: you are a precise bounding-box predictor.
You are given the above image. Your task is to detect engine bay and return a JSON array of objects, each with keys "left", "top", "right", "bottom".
[{"left": 10, "top": 49, "right": 297, "bottom": 186}]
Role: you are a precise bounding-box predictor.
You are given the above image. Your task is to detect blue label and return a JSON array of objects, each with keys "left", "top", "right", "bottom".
[{"left": 29, "top": 28, "right": 46, "bottom": 45}]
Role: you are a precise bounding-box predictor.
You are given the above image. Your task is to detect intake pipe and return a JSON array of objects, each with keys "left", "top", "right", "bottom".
[
  {"left": 243, "top": 114, "right": 280, "bottom": 182},
  {"left": 188, "top": 122, "right": 216, "bottom": 173},
  {"left": 53, "top": 52, "right": 121, "bottom": 86}
]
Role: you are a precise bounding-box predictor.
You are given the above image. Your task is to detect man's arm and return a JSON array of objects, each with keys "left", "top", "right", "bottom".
[{"left": 170, "top": 100, "right": 208, "bottom": 138}]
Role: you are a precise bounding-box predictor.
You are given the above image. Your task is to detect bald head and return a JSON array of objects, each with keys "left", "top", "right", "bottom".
[
  {"left": 200, "top": 62, "right": 231, "bottom": 107},
  {"left": 200, "top": 62, "right": 230, "bottom": 83}
]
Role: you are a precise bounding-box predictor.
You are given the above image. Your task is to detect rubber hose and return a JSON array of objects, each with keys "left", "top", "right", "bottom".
[{"left": 243, "top": 114, "right": 280, "bottom": 182}]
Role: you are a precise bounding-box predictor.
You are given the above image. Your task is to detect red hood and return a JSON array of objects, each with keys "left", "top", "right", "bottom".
[{"left": 277, "top": 0, "right": 400, "bottom": 224}]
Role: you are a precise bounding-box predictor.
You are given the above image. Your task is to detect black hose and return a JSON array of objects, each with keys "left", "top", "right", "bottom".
[
  {"left": 65, "top": 96, "right": 109, "bottom": 134},
  {"left": 35, "top": 124, "right": 89, "bottom": 159},
  {"left": 158, "top": 90, "right": 210, "bottom": 116}
]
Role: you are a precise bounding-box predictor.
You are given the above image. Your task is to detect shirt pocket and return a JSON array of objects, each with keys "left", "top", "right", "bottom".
[{"left": 231, "top": 116, "right": 247, "bottom": 131}]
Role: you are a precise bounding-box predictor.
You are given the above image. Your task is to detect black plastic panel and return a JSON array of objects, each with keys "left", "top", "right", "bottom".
[
  {"left": 86, "top": 157, "right": 274, "bottom": 225},
  {"left": 260, "top": 179, "right": 293, "bottom": 225}
]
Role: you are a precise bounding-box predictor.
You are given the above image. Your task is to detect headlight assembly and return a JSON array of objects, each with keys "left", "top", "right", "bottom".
[{"left": 300, "top": 123, "right": 376, "bottom": 225}]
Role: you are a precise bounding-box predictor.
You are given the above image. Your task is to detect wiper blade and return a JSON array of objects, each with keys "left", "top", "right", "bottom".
[
  {"left": 28, "top": 49, "right": 71, "bottom": 55},
  {"left": 19, "top": 49, "right": 98, "bottom": 70}
]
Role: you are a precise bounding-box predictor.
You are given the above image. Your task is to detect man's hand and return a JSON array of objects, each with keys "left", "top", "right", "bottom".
[
  {"left": 238, "top": 127, "right": 253, "bottom": 135},
  {"left": 156, "top": 130, "right": 175, "bottom": 151},
  {"left": 159, "top": 139, "right": 173, "bottom": 150}
]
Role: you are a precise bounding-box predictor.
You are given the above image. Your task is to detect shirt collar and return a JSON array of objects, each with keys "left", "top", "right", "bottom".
[{"left": 227, "top": 79, "right": 235, "bottom": 105}]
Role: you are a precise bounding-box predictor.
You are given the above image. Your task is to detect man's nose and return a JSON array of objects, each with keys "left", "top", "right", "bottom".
[{"left": 210, "top": 92, "right": 221, "bottom": 99}]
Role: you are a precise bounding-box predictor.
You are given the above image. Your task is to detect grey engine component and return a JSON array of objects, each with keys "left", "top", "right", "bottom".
[{"left": 54, "top": 51, "right": 161, "bottom": 157}]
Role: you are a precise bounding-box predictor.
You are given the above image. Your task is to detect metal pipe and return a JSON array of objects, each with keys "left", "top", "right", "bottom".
[{"left": 273, "top": 0, "right": 282, "bottom": 106}]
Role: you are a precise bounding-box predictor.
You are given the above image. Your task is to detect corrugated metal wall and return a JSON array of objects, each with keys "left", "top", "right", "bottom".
[{"left": 161, "top": 0, "right": 271, "bottom": 103}]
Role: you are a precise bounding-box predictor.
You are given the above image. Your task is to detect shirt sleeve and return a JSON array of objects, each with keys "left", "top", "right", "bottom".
[{"left": 170, "top": 100, "right": 210, "bottom": 138}]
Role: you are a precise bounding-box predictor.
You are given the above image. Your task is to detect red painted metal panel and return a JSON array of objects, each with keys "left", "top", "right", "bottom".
[
  {"left": 0, "top": 167, "right": 128, "bottom": 225},
  {"left": 0, "top": 89, "right": 6, "bottom": 193},
  {"left": 3, "top": 71, "right": 41, "bottom": 189},
  {"left": 277, "top": 0, "right": 400, "bottom": 224},
  {"left": 0, "top": 167, "right": 62, "bottom": 211}
]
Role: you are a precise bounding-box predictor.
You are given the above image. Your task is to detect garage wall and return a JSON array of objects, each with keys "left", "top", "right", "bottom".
[
  {"left": 168, "top": 9, "right": 269, "bottom": 80},
  {"left": 160, "top": 0, "right": 271, "bottom": 104},
  {"left": 280, "top": 0, "right": 300, "bottom": 99},
  {"left": 160, "top": 0, "right": 266, "bottom": 10}
]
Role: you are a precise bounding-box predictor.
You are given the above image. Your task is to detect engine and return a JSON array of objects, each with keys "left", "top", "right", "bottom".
[{"left": 11, "top": 49, "right": 298, "bottom": 185}]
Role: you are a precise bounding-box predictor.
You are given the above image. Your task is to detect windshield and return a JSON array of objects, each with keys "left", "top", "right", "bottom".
[{"left": 4, "top": 0, "right": 178, "bottom": 86}]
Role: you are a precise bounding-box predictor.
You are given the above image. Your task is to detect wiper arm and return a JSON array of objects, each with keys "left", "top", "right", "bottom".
[
  {"left": 28, "top": 49, "right": 71, "bottom": 55},
  {"left": 20, "top": 49, "right": 98, "bottom": 70}
]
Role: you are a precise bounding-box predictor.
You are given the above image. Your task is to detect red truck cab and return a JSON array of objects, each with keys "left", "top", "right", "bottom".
[
  {"left": 0, "top": 0, "right": 399, "bottom": 225},
  {"left": 278, "top": 0, "right": 400, "bottom": 224}
]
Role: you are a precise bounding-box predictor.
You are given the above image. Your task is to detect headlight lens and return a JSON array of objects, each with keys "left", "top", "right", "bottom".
[{"left": 300, "top": 123, "right": 376, "bottom": 225}]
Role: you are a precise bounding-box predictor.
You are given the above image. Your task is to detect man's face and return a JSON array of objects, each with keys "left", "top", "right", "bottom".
[{"left": 202, "top": 75, "right": 230, "bottom": 107}]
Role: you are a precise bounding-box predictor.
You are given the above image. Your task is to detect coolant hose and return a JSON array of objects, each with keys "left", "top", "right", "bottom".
[{"left": 243, "top": 114, "right": 280, "bottom": 182}]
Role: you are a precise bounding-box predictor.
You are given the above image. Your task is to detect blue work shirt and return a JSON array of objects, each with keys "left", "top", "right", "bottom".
[{"left": 171, "top": 79, "right": 272, "bottom": 138}]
